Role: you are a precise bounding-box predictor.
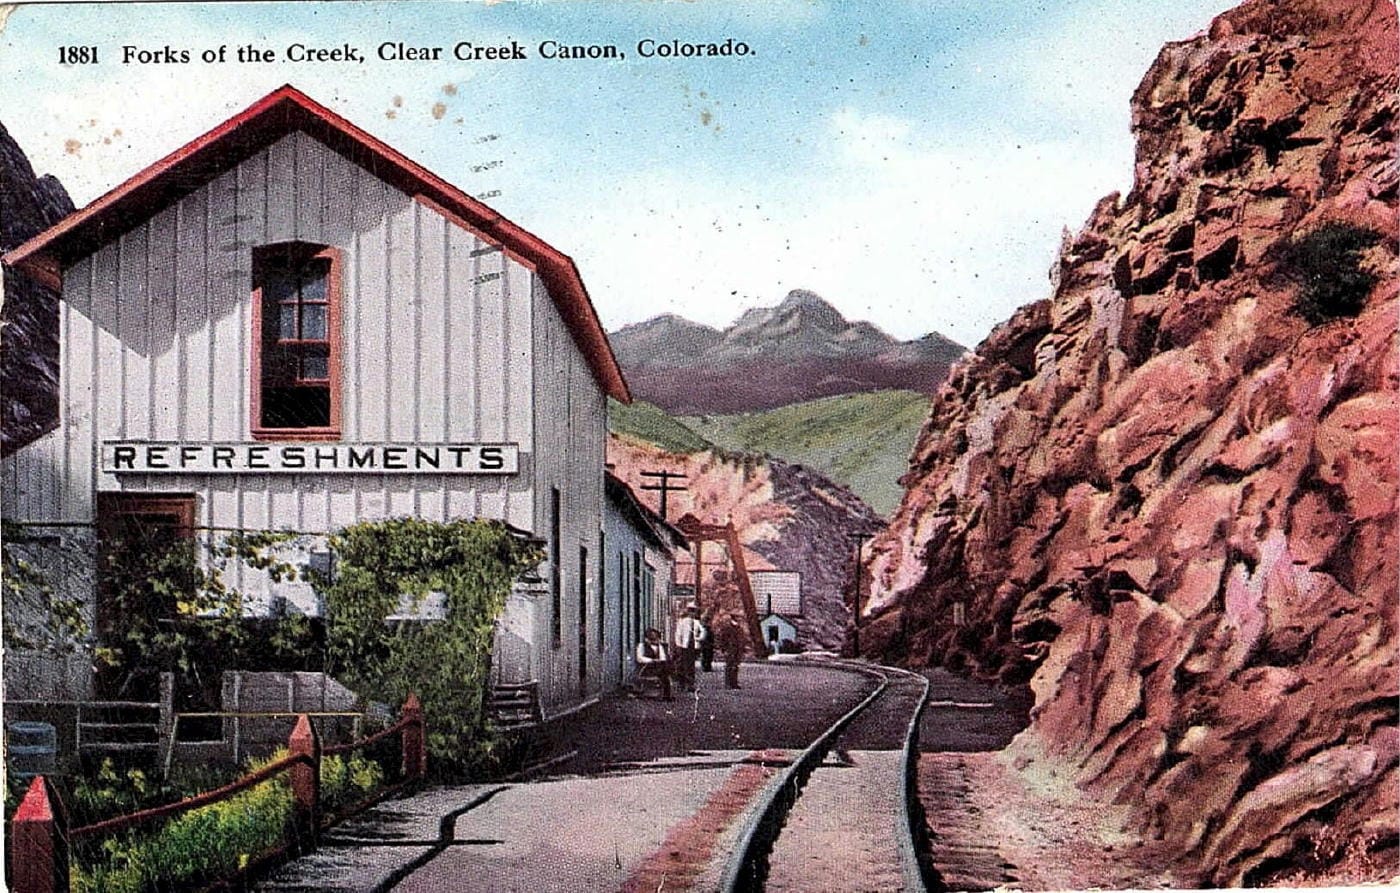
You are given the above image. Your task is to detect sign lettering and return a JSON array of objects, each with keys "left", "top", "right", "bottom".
[{"left": 102, "top": 442, "right": 520, "bottom": 475}]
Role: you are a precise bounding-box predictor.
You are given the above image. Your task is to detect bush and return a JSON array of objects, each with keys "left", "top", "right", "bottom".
[
  {"left": 320, "top": 751, "right": 385, "bottom": 815},
  {"left": 319, "top": 518, "right": 542, "bottom": 777},
  {"left": 1283, "top": 223, "right": 1383, "bottom": 324}
]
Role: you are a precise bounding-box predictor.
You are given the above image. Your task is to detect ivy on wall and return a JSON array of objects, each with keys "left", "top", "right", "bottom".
[
  {"left": 317, "top": 518, "right": 543, "bottom": 774},
  {"left": 1, "top": 520, "right": 90, "bottom": 653}
]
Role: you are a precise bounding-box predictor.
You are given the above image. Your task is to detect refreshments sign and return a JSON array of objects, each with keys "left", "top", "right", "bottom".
[{"left": 102, "top": 442, "right": 519, "bottom": 475}]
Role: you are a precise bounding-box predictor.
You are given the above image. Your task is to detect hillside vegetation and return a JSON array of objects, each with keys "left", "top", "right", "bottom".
[
  {"left": 606, "top": 398, "right": 713, "bottom": 454},
  {"left": 681, "top": 391, "right": 928, "bottom": 517}
]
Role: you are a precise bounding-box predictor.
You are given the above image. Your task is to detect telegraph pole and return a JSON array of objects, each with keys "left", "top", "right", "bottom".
[
  {"left": 848, "top": 531, "right": 874, "bottom": 656},
  {"left": 639, "top": 469, "right": 688, "bottom": 520}
]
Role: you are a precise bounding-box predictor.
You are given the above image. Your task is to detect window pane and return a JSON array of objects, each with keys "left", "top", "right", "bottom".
[
  {"left": 262, "top": 387, "right": 330, "bottom": 428},
  {"left": 301, "top": 350, "right": 329, "bottom": 380},
  {"left": 265, "top": 270, "right": 296, "bottom": 304},
  {"left": 300, "top": 266, "right": 328, "bottom": 302},
  {"left": 279, "top": 305, "right": 298, "bottom": 340},
  {"left": 301, "top": 304, "right": 327, "bottom": 340}
]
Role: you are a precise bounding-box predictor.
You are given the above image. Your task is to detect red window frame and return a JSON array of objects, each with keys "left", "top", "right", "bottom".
[{"left": 250, "top": 243, "right": 343, "bottom": 440}]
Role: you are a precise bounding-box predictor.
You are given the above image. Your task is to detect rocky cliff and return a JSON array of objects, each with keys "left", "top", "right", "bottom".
[
  {"left": 862, "top": 0, "right": 1397, "bottom": 885},
  {"left": 1, "top": 122, "right": 74, "bottom": 455},
  {"left": 608, "top": 434, "right": 882, "bottom": 650}
]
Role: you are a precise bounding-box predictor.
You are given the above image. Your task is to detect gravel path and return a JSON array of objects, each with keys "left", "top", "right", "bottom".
[
  {"left": 920, "top": 750, "right": 1182, "bottom": 891},
  {"left": 766, "top": 749, "right": 909, "bottom": 892}
]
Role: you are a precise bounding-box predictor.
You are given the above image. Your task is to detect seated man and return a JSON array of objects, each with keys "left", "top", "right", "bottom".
[{"left": 634, "top": 627, "right": 674, "bottom": 701}]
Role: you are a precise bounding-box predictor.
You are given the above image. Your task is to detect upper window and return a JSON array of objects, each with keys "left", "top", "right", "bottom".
[{"left": 252, "top": 243, "right": 341, "bottom": 438}]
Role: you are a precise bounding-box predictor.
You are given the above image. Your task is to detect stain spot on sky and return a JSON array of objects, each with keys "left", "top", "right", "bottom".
[
  {"left": 63, "top": 138, "right": 82, "bottom": 156},
  {"left": 443, "top": 83, "right": 458, "bottom": 96},
  {"left": 432, "top": 102, "right": 447, "bottom": 120},
  {"left": 700, "top": 110, "right": 712, "bottom": 127},
  {"left": 392, "top": 95, "right": 404, "bottom": 108},
  {"left": 859, "top": 34, "right": 869, "bottom": 46}
]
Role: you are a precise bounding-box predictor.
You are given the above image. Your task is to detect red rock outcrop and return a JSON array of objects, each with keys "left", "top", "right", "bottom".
[
  {"left": 608, "top": 435, "right": 882, "bottom": 651},
  {"left": 863, "top": 0, "right": 1397, "bottom": 884}
]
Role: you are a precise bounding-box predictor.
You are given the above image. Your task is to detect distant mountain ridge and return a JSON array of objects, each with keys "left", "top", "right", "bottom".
[{"left": 609, "top": 290, "right": 965, "bottom": 414}]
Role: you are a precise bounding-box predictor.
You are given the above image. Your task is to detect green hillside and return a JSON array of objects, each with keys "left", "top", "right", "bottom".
[
  {"left": 608, "top": 391, "right": 929, "bottom": 516},
  {"left": 684, "top": 391, "right": 928, "bottom": 517},
  {"left": 607, "top": 398, "right": 713, "bottom": 453}
]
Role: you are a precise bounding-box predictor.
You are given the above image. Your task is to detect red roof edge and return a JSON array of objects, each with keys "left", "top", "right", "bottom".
[{"left": 2, "top": 84, "right": 631, "bottom": 403}]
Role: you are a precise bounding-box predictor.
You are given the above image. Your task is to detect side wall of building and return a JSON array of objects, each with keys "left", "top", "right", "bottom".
[
  {"left": 602, "top": 504, "right": 648, "bottom": 691},
  {"left": 523, "top": 277, "right": 606, "bottom": 712}
]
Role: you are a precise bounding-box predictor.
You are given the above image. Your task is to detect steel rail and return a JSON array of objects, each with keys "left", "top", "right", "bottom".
[
  {"left": 888, "top": 665, "right": 935, "bottom": 893},
  {"left": 719, "top": 659, "right": 889, "bottom": 893}
]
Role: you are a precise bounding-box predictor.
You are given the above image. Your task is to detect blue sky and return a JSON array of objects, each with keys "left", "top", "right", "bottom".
[{"left": 0, "top": 0, "right": 1236, "bottom": 346}]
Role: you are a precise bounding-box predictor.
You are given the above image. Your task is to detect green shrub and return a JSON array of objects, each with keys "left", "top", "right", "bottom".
[
  {"left": 320, "top": 751, "right": 385, "bottom": 815},
  {"left": 66, "top": 747, "right": 390, "bottom": 892},
  {"left": 1283, "top": 223, "right": 1383, "bottom": 324},
  {"left": 319, "top": 518, "right": 542, "bottom": 777}
]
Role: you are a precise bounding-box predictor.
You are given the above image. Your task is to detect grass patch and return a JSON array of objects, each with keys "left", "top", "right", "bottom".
[
  {"left": 608, "top": 398, "right": 713, "bottom": 453},
  {"left": 69, "top": 750, "right": 386, "bottom": 893},
  {"left": 682, "top": 390, "right": 929, "bottom": 516}
]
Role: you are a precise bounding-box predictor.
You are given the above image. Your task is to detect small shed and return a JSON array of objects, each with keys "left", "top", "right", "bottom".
[{"left": 759, "top": 613, "right": 799, "bottom": 654}]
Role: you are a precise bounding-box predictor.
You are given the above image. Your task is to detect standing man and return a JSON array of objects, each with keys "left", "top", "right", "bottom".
[
  {"left": 717, "top": 615, "right": 746, "bottom": 690},
  {"left": 673, "top": 604, "right": 705, "bottom": 692},
  {"left": 700, "top": 609, "right": 716, "bottom": 672}
]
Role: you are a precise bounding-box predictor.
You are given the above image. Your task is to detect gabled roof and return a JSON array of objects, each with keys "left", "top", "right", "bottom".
[
  {"left": 605, "top": 471, "right": 689, "bottom": 555},
  {"left": 1, "top": 84, "right": 630, "bottom": 402}
]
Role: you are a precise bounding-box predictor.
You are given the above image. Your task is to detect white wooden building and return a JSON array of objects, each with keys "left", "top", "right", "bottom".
[
  {"left": 1, "top": 85, "right": 631, "bottom": 714},
  {"left": 602, "top": 472, "right": 687, "bottom": 691}
]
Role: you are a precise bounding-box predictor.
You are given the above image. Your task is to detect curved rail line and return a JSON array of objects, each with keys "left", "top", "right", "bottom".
[{"left": 719, "top": 658, "right": 933, "bottom": 893}]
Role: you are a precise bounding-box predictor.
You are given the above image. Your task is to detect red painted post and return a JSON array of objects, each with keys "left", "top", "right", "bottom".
[
  {"left": 10, "top": 776, "right": 69, "bottom": 893},
  {"left": 287, "top": 714, "right": 321, "bottom": 852},
  {"left": 402, "top": 693, "right": 426, "bottom": 781}
]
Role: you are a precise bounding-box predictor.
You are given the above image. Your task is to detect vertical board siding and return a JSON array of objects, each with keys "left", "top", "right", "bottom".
[
  {"left": 445, "top": 226, "right": 478, "bottom": 442},
  {"left": 178, "top": 189, "right": 214, "bottom": 442},
  {"left": 265, "top": 136, "right": 297, "bottom": 244},
  {"left": 523, "top": 274, "right": 606, "bottom": 710},
  {"left": 386, "top": 196, "right": 417, "bottom": 443},
  {"left": 63, "top": 258, "right": 95, "bottom": 520},
  {"left": 208, "top": 168, "right": 244, "bottom": 440},
  {"left": 353, "top": 171, "right": 390, "bottom": 443},
  {"left": 92, "top": 243, "right": 123, "bottom": 471},
  {"left": 149, "top": 206, "right": 181, "bottom": 441},
  {"left": 4, "top": 129, "right": 618, "bottom": 714}
]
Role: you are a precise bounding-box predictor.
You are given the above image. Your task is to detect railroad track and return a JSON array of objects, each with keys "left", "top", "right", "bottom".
[{"left": 720, "top": 658, "right": 935, "bottom": 893}]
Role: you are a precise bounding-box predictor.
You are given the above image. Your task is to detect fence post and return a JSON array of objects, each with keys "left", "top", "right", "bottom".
[
  {"left": 287, "top": 714, "right": 321, "bottom": 853},
  {"left": 158, "top": 672, "right": 175, "bottom": 778},
  {"left": 10, "top": 776, "right": 69, "bottom": 893},
  {"left": 402, "top": 693, "right": 426, "bottom": 781}
]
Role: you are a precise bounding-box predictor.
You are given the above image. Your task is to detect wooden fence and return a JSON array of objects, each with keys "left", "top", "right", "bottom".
[{"left": 9, "top": 694, "right": 425, "bottom": 893}]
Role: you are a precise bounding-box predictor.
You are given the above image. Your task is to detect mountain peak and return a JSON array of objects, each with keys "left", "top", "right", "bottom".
[
  {"left": 778, "top": 289, "right": 838, "bottom": 313},
  {"left": 608, "top": 290, "right": 966, "bottom": 413}
]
